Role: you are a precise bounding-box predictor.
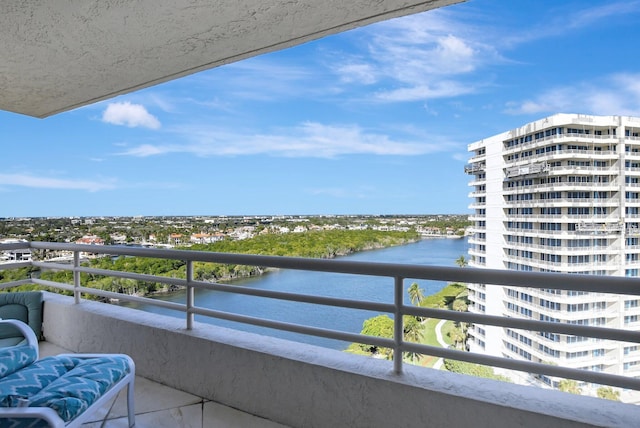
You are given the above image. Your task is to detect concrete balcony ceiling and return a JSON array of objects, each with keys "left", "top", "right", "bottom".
[{"left": 1, "top": 0, "right": 462, "bottom": 118}]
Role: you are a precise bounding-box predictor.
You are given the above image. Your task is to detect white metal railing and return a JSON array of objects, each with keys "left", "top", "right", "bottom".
[
  {"left": 2, "top": 241, "right": 640, "bottom": 392},
  {"left": 502, "top": 133, "right": 620, "bottom": 154}
]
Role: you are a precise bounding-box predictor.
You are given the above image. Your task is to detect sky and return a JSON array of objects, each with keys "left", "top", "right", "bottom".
[{"left": 3, "top": 0, "right": 640, "bottom": 218}]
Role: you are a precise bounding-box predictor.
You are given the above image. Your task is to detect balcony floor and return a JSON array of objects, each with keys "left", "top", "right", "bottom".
[{"left": 39, "top": 342, "right": 290, "bottom": 428}]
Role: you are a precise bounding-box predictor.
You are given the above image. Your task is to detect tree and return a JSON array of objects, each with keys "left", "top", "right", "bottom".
[
  {"left": 455, "top": 255, "right": 468, "bottom": 268},
  {"left": 443, "top": 359, "right": 511, "bottom": 382},
  {"left": 597, "top": 386, "right": 620, "bottom": 401},
  {"left": 448, "top": 326, "right": 466, "bottom": 350},
  {"left": 402, "top": 315, "right": 424, "bottom": 362},
  {"left": 452, "top": 297, "right": 468, "bottom": 312},
  {"left": 558, "top": 379, "right": 582, "bottom": 395},
  {"left": 359, "top": 315, "right": 394, "bottom": 359},
  {"left": 407, "top": 282, "right": 425, "bottom": 306}
]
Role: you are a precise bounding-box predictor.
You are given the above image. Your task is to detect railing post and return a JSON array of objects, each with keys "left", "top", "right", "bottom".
[
  {"left": 393, "top": 276, "right": 404, "bottom": 374},
  {"left": 186, "top": 260, "right": 194, "bottom": 330},
  {"left": 73, "top": 250, "right": 80, "bottom": 304}
]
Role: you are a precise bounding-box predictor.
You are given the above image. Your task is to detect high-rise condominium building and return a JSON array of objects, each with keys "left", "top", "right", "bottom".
[{"left": 465, "top": 113, "right": 640, "bottom": 392}]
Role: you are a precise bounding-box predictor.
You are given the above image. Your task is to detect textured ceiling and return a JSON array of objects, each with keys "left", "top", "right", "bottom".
[{"left": 0, "top": 0, "right": 462, "bottom": 118}]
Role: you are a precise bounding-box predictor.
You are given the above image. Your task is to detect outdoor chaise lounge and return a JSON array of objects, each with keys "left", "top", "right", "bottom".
[{"left": 0, "top": 318, "right": 135, "bottom": 427}]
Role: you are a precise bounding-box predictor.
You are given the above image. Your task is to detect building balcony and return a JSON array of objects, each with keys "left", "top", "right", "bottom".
[
  {"left": 502, "top": 134, "right": 619, "bottom": 155},
  {"left": 2, "top": 241, "right": 640, "bottom": 427}
]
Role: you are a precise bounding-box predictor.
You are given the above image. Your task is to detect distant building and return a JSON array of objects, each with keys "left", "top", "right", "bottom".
[
  {"left": 0, "top": 238, "right": 31, "bottom": 262},
  {"left": 75, "top": 235, "right": 104, "bottom": 245},
  {"left": 110, "top": 233, "right": 127, "bottom": 245},
  {"left": 190, "top": 233, "right": 224, "bottom": 244},
  {"left": 168, "top": 234, "right": 183, "bottom": 245},
  {"left": 466, "top": 113, "right": 640, "bottom": 394}
]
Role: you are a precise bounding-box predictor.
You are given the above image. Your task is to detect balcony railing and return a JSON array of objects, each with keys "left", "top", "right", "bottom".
[{"left": 2, "top": 240, "right": 640, "bottom": 393}]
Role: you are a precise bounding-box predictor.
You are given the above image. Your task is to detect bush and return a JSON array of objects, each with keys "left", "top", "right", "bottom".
[{"left": 443, "top": 359, "right": 511, "bottom": 382}]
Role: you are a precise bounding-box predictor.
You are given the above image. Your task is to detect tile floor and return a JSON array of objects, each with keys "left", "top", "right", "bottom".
[{"left": 38, "top": 342, "right": 290, "bottom": 428}]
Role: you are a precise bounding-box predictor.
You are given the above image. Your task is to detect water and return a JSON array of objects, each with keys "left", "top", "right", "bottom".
[{"left": 122, "top": 237, "right": 469, "bottom": 350}]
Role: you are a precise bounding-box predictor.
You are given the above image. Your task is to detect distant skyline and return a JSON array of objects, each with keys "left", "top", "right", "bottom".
[{"left": 3, "top": 0, "right": 640, "bottom": 217}]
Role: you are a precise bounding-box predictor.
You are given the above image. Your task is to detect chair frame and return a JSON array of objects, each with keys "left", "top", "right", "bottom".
[{"left": 0, "top": 319, "right": 135, "bottom": 427}]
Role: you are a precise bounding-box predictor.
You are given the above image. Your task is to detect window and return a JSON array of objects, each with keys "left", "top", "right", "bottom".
[
  {"left": 541, "top": 299, "right": 561, "bottom": 310},
  {"left": 567, "top": 303, "right": 589, "bottom": 312},
  {"left": 568, "top": 207, "right": 590, "bottom": 215},
  {"left": 539, "top": 331, "right": 560, "bottom": 342},
  {"left": 539, "top": 344, "right": 560, "bottom": 358},
  {"left": 567, "top": 335, "right": 589, "bottom": 344},
  {"left": 568, "top": 255, "right": 591, "bottom": 264}
]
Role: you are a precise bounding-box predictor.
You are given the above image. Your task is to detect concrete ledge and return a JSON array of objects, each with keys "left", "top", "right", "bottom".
[{"left": 41, "top": 292, "right": 640, "bottom": 428}]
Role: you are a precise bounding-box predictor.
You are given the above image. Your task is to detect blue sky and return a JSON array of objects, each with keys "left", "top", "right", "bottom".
[{"left": 3, "top": 0, "right": 640, "bottom": 218}]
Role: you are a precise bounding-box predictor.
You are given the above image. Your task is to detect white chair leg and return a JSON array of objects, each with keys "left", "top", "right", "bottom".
[{"left": 127, "top": 378, "right": 136, "bottom": 427}]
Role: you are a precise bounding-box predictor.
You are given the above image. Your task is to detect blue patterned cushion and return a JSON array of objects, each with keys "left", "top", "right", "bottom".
[
  {"left": 0, "top": 356, "right": 76, "bottom": 407},
  {"left": 27, "top": 356, "right": 131, "bottom": 422},
  {"left": 0, "top": 344, "right": 38, "bottom": 378},
  {"left": 0, "top": 354, "right": 131, "bottom": 425}
]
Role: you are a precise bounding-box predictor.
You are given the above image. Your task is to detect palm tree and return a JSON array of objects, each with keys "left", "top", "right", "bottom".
[
  {"left": 403, "top": 315, "right": 424, "bottom": 362},
  {"left": 407, "top": 282, "right": 425, "bottom": 306},
  {"left": 455, "top": 255, "right": 468, "bottom": 268},
  {"left": 448, "top": 327, "right": 465, "bottom": 350},
  {"left": 558, "top": 379, "right": 582, "bottom": 395},
  {"left": 597, "top": 386, "right": 620, "bottom": 401}
]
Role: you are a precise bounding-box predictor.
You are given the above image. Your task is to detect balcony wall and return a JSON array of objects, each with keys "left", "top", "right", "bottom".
[{"left": 41, "top": 292, "right": 640, "bottom": 428}]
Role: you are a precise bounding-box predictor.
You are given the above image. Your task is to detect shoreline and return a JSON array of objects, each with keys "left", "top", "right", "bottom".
[{"left": 146, "top": 236, "right": 457, "bottom": 299}]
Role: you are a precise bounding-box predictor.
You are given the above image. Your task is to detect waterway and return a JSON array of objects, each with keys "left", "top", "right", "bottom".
[{"left": 121, "top": 237, "right": 469, "bottom": 350}]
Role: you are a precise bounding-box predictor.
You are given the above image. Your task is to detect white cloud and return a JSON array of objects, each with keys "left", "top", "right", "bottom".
[
  {"left": 335, "top": 63, "right": 377, "bottom": 85},
  {"left": 0, "top": 173, "right": 116, "bottom": 192},
  {"left": 118, "top": 121, "right": 457, "bottom": 158},
  {"left": 329, "top": 10, "right": 501, "bottom": 103},
  {"left": 375, "top": 80, "right": 475, "bottom": 102},
  {"left": 505, "top": 73, "right": 640, "bottom": 117},
  {"left": 119, "top": 144, "right": 170, "bottom": 157},
  {"left": 102, "top": 102, "right": 161, "bottom": 129}
]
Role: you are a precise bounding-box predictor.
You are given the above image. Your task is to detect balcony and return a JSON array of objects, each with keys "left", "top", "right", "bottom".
[
  {"left": 37, "top": 340, "right": 284, "bottom": 427},
  {"left": 2, "top": 241, "right": 640, "bottom": 427}
]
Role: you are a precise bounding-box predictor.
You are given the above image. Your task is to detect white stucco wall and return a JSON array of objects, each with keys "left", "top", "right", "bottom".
[{"left": 41, "top": 292, "right": 640, "bottom": 428}]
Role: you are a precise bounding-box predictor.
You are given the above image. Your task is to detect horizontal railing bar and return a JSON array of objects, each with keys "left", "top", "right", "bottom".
[
  {"left": 31, "top": 278, "right": 188, "bottom": 312},
  {"left": 0, "top": 261, "right": 32, "bottom": 270},
  {"left": 34, "top": 273, "right": 392, "bottom": 347},
  {"left": 404, "top": 306, "right": 640, "bottom": 344},
  {"left": 31, "top": 278, "right": 75, "bottom": 292},
  {"left": 28, "top": 274, "right": 640, "bottom": 346},
  {"left": 191, "top": 280, "right": 395, "bottom": 313},
  {"left": 27, "top": 241, "right": 640, "bottom": 295},
  {"left": 35, "top": 259, "right": 399, "bottom": 313},
  {"left": 35, "top": 261, "right": 191, "bottom": 288},
  {"left": 7, "top": 241, "right": 639, "bottom": 392},
  {"left": 31, "top": 261, "right": 77, "bottom": 271},
  {"left": 74, "top": 286, "right": 188, "bottom": 312},
  {"left": 73, "top": 266, "right": 188, "bottom": 288},
  {"left": 403, "top": 342, "right": 640, "bottom": 391},
  {"left": 0, "top": 279, "right": 32, "bottom": 290},
  {"left": 27, "top": 275, "right": 640, "bottom": 391},
  {"left": 36, "top": 256, "right": 398, "bottom": 313},
  {"left": 190, "top": 305, "right": 394, "bottom": 348},
  {"left": 0, "top": 243, "right": 31, "bottom": 251}
]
